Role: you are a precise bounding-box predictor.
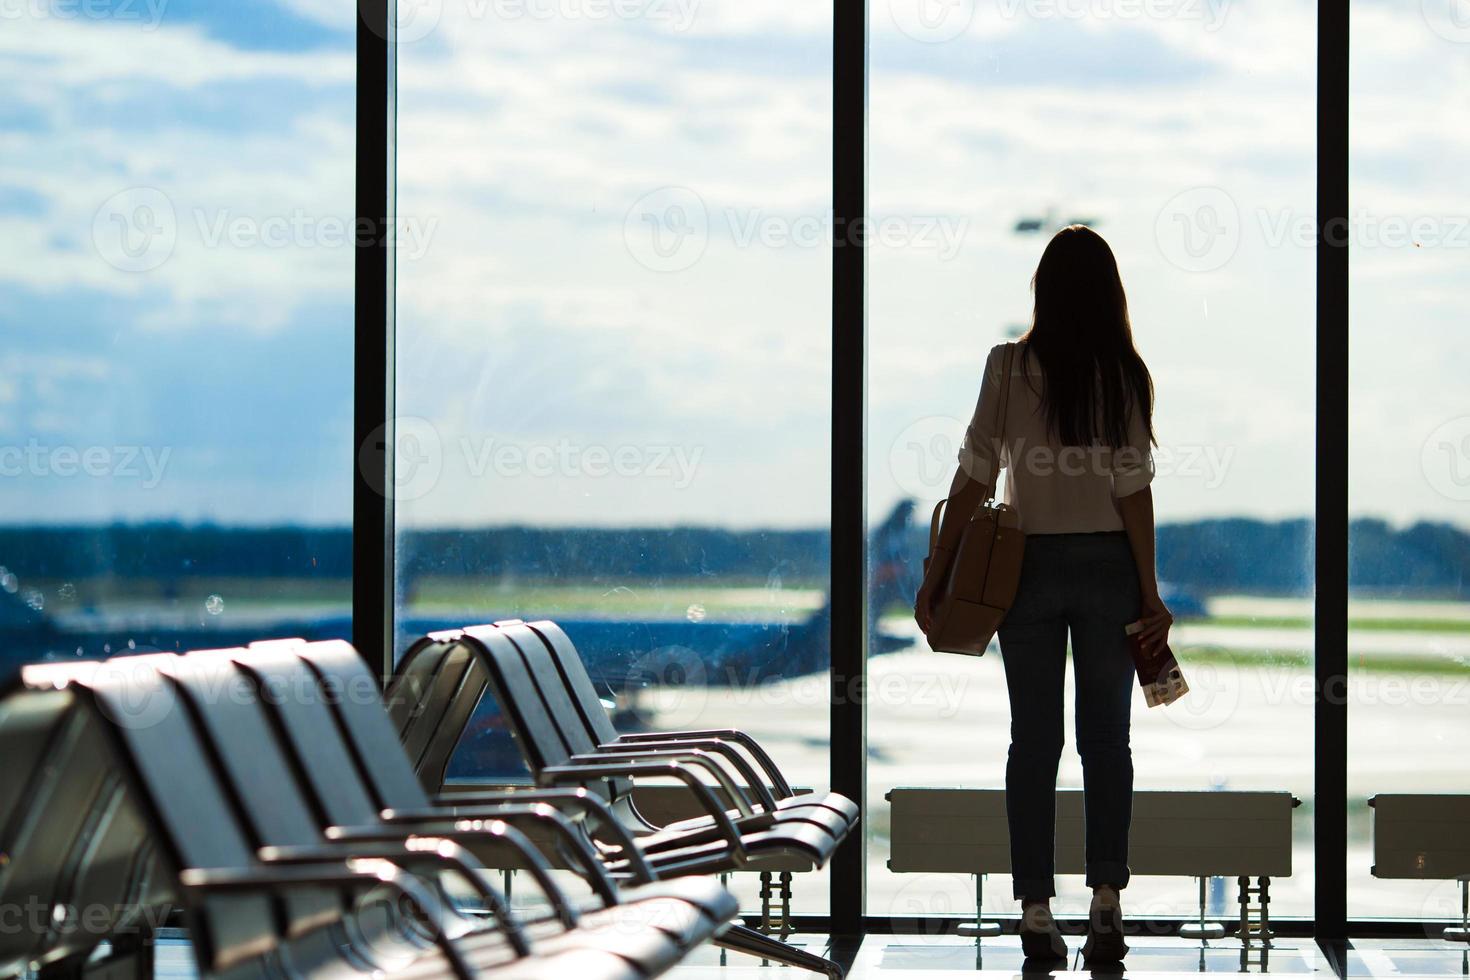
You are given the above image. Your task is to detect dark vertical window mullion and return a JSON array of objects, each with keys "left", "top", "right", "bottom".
[
  {"left": 1315, "top": 0, "right": 1349, "bottom": 948},
  {"left": 830, "top": 0, "right": 868, "bottom": 937},
  {"left": 354, "top": 0, "right": 396, "bottom": 685}
]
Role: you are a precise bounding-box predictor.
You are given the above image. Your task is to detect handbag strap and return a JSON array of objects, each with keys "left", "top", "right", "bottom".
[
  {"left": 930, "top": 341, "right": 1020, "bottom": 554},
  {"left": 987, "top": 342, "right": 1017, "bottom": 492},
  {"left": 993, "top": 343, "right": 1017, "bottom": 461}
]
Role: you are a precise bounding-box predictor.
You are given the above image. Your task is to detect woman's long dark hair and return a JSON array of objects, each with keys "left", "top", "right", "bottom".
[{"left": 1020, "top": 225, "right": 1155, "bottom": 449}]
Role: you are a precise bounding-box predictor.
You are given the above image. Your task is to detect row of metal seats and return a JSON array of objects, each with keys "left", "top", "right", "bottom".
[{"left": 0, "top": 620, "right": 856, "bottom": 980}]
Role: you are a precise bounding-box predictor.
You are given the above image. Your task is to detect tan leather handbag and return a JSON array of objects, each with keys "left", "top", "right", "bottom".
[{"left": 921, "top": 342, "right": 1026, "bottom": 656}]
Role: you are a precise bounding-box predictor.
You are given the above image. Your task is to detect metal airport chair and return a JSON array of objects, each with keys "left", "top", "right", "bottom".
[
  {"left": 272, "top": 637, "right": 847, "bottom": 979},
  {"left": 3, "top": 669, "right": 172, "bottom": 980},
  {"left": 499, "top": 619, "right": 859, "bottom": 834},
  {"left": 164, "top": 647, "right": 733, "bottom": 969},
  {"left": 46, "top": 655, "right": 702, "bottom": 980},
  {"left": 390, "top": 627, "right": 848, "bottom": 978},
  {"left": 386, "top": 638, "right": 489, "bottom": 790}
]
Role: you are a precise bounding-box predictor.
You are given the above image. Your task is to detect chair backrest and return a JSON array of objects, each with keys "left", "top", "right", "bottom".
[
  {"left": 496, "top": 623, "right": 605, "bottom": 760},
  {"left": 520, "top": 621, "right": 623, "bottom": 748},
  {"left": 285, "top": 639, "right": 435, "bottom": 813},
  {"left": 390, "top": 635, "right": 491, "bottom": 790},
  {"left": 457, "top": 627, "right": 631, "bottom": 803},
  {"left": 63, "top": 659, "right": 284, "bottom": 974},
  {"left": 0, "top": 685, "right": 98, "bottom": 968},
  {"left": 228, "top": 646, "right": 384, "bottom": 829},
  {"left": 158, "top": 651, "right": 344, "bottom": 936},
  {"left": 6, "top": 667, "right": 171, "bottom": 970}
]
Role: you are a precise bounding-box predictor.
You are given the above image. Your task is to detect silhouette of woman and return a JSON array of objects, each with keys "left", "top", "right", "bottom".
[{"left": 915, "top": 225, "right": 1172, "bottom": 964}]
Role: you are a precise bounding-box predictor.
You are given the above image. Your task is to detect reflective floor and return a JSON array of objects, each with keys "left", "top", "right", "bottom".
[
  {"left": 661, "top": 934, "right": 1470, "bottom": 979},
  {"left": 148, "top": 931, "right": 1470, "bottom": 979}
]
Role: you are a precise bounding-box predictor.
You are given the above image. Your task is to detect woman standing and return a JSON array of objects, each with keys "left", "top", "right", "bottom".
[{"left": 914, "top": 225, "right": 1173, "bottom": 964}]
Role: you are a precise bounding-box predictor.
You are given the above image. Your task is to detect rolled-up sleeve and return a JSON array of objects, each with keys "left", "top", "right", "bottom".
[
  {"left": 957, "top": 345, "right": 1007, "bottom": 485},
  {"left": 1111, "top": 393, "right": 1155, "bottom": 498}
]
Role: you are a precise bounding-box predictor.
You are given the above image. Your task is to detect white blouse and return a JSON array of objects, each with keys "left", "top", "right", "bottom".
[{"left": 958, "top": 343, "right": 1155, "bottom": 535}]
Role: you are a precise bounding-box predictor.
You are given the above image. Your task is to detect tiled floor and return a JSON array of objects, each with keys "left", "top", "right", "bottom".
[
  {"left": 660, "top": 934, "right": 1470, "bottom": 979},
  {"left": 148, "top": 931, "right": 1470, "bottom": 979}
]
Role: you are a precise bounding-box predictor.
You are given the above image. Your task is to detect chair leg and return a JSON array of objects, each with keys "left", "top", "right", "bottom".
[{"left": 714, "top": 923, "right": 845, "bottom": 979}]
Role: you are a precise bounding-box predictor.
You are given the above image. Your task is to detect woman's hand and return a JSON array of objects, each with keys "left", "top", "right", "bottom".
[{"left": 1136, "top": 591, "right": 1174, "bottom": 654}]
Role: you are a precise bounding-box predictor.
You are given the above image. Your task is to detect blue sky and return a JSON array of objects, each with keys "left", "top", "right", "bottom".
[{"left": 2, "top": 0, "right": 1466, "bottom": 529}]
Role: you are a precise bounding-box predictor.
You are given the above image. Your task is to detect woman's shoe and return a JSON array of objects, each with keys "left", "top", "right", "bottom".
[
  {"left": 1081, "top": 887, "right": 1129, "bottom": 963},
  {"left": 1019, "top": 902, "right": 1068, "bottom": 961}
]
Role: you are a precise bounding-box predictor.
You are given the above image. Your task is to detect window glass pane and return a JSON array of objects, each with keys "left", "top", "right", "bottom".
[
  {"left": 1348, "top": 0, "right": 1470, "bottom": 922},
  {"left": 395, "top": 2, "right": 833, "bottom": 912},
  {"left": 867, "top": 0, "right": 1316, "bottom": 919},
  {"left": 1, "top": 4, "right": 355, "bottom": 675}
]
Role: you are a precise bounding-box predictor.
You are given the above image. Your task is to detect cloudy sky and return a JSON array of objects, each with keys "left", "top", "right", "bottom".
[{"left": 1, "top": 0, "right": 1466, "bottom": 530}]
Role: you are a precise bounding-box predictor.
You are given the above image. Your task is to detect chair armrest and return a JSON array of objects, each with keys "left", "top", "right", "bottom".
[
  {"left": 370, "top": 803, "right": 628, "bottom": 901},
  {"left": 317, "top": 823, "right": 578, "bottom": 929},
  {"left": 408, "top": 790, "right": 659, "bottom": 885},
  {"left": 566, "top": 748, "right": 757, "bottom": 818},
  {"left": 178, "top": 860, "right": 479, "bottom": 980},
  {"left": 584, "top": 740, "right": 779, "bottom": 811},
  {"left": 541, "top": 761, "right": 746, "bottom": 860},
  {"left": 614, "top": 729, "right": 794, "bottom": 798},
  {"left": 257, "top": 837, "right": 538, "bottom": 936}
]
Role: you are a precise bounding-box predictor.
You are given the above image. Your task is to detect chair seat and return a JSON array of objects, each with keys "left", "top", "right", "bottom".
[{"left": 660, "top": 800, "right": 853, "bottom": 842}]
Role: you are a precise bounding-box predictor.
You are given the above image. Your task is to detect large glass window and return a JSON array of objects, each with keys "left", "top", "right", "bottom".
[
  {"left": 866, "top": 0, "right": 1317, "bottom": 919},
  {"left": 0, "top": 3, "right": 356, "bottom": 677},
  {"left": 394, "top": 1, "right": 834, "bottom": 911},
  {"left": 1348, "top": 0, "right": 1470, "bottom": 922}
]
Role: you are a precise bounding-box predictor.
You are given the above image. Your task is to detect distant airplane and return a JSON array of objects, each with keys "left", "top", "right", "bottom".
[
  {"left": 0, "top": 501, "right": 922, "bottom": 688},
  {"left": 0, "top": 500, "right": 1204, "bottom": 777},
  {"left": 1013, "top": 208, "right": 1100, "bottom": 234}
]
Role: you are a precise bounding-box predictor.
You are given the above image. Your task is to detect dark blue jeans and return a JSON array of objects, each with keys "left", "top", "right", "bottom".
[{"left": 997, "top": 530, "right": 1139, "bottom": 900}]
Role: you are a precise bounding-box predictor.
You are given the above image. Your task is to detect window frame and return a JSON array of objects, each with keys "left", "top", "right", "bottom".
[{"left": 354, "top": 0, "right": 1363, "bottom": 944}]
